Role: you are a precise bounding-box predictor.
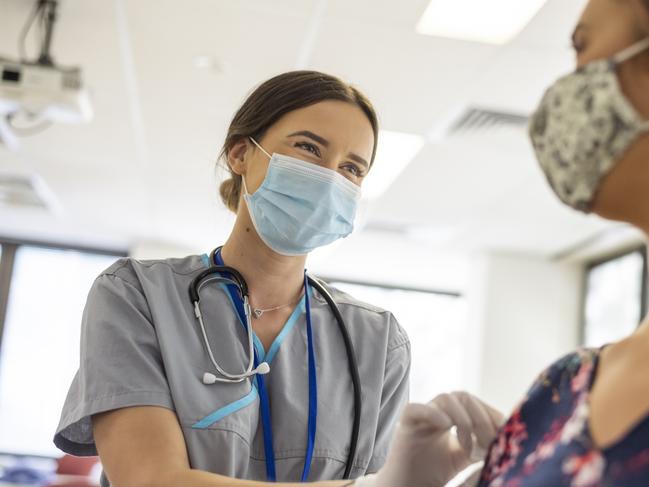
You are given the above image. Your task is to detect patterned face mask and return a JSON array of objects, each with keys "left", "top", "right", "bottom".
[{"left": 529, "top": 37, "right": 649, "bottom": 212}]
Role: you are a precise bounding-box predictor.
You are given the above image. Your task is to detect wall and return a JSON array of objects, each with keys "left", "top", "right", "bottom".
[
  {"left": 308, "top": 229, "right": 470, "bottom": 293},
  {"left": 129, "top": 234, "right": 585, "bottom": 416},
  {"left": 465, "top": 252, "right": 583, "bottom": 413}
]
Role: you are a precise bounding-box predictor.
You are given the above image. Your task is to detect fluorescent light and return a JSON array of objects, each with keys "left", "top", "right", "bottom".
[
  {"left": 363, "top": 130, "right": 424, "bottom": 200},
  {"left": 416, "top": 0, "right": 547, "bottom": 45}
]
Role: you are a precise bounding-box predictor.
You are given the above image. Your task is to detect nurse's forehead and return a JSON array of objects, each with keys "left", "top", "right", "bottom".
[{"left": 266, "top": 101, "right": 374, "bottom": 151}]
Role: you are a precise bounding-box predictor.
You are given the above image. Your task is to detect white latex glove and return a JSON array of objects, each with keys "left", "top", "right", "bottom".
[
  {"left": 356, "top": 391, "right": 503, "bottom": 487},
  {"left": 455, "top": 467, "right": 482, "bottom": 487}
]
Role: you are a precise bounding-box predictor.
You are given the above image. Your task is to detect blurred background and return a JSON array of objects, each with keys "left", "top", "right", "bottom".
[{"left": 0, "top": 0, "right": 647, "bottom": 484}]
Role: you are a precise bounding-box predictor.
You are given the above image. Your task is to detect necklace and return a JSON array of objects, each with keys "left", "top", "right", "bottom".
[
  {"left": 252, "top": 293, "right": 304, "bottom": 319},
  {"left": 252, "top": 303, "right": 292, "bottom": 319}
]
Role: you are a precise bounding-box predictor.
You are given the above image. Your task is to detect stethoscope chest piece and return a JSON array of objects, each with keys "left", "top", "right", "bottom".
[
  {"left": 189, "top": 262, "right": 269, "bottom": 384},
  {"left": 188, "top": 247, "right": 362, "bottom": 480}
]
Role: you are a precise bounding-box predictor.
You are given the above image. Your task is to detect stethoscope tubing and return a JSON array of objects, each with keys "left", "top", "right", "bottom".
[
  {"left": 191, "top": 273, "right": 257, "bottom": 381},
  {"left": 188, "top": 250, "right": 362, "bottom": 480},
  {"left": 307, "top": 276, "right": 362, "bottom": 479}
]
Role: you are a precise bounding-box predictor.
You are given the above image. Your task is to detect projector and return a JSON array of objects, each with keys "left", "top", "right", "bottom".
[
  {"left": 0, "top": 0, "right": 93, "bottom": 149},
  {"left": 0, "top": 57, "right": 92, "bottom": 125}
]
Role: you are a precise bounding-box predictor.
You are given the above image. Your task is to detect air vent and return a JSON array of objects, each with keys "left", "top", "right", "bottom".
[
  {"left": 447, "top": 107, "right": 528, "bottom": 135},
  {"left": 0, "top": 174, "right": 51, "bottom": 210}
]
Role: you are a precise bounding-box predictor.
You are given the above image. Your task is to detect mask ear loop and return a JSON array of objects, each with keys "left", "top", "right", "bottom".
[
  {"left": 241, "top": 172, "right": 251, "bottom": 197},
  {"left": 249, "top": 136, "right": 272, "bottom": 158},
  {"left": 612, "top": 37, "right": 649, "bottom": 131},
  {"left": 613, "top": 36, "right": 649, "bottom": 64},
  {"left": 240, "top": 137, "right": 272, "bottom": 196}
]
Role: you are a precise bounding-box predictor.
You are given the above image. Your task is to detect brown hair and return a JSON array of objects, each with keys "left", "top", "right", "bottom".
[{"left": 218, "top": 70, "right": 379, "bottom": 212}]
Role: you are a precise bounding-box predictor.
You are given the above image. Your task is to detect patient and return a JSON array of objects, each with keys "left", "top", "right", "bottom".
[{"left": 477, "top": 0, "right": 649, "bottom": 485}]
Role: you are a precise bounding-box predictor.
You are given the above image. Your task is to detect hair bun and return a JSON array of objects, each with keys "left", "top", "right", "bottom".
[{"left": 219, "top": 176, "right": 241, "bottom": 213}]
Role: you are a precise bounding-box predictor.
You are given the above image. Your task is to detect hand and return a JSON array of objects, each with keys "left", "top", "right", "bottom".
[
  {"left": 373, "top": 391, "right": 504, "bottom": 487},
  {"left": 455, "top": 467, "right": 483, "bottom": 487}
]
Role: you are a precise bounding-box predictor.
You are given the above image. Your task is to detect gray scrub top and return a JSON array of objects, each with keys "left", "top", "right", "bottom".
[{"left": 54, "top": 255, "right": 410, "bottom": 485}]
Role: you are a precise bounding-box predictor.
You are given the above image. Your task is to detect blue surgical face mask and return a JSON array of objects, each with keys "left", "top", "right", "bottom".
[{"left": 242, "top": 137, "right": 362, "bottom": 256}]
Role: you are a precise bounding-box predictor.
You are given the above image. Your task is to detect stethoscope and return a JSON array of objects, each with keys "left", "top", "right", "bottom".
[{"left": 188, "top": 247, "right": 362, "bottom": 481}]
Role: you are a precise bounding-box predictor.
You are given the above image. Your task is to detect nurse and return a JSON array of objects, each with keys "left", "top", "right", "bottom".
[{"left": 54, "top": 70, "right": 502, "bottom": 487}]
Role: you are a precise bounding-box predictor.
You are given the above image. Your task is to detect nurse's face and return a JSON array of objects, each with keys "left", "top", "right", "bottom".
[
  {"left": 573, "top": 0, "right": 649, "bottom": 223},
  {"left": 234, "top": 100, "right": 375, "bottom": 195}
]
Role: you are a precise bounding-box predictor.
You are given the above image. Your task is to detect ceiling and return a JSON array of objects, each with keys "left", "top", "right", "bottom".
[{"left": 0, "top": 0, "right": 617, "bottom": 269}]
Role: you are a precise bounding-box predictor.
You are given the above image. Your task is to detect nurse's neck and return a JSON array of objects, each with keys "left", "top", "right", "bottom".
[{"left": 220, "top": 212, "right": 307, "bottom": 310}]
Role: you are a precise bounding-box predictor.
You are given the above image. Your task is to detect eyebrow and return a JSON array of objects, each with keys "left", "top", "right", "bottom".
[{"left": 287, "top": 130, "right": 370, "bottom": 169}]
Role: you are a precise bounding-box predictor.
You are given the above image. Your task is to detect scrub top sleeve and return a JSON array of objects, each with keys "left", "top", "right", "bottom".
[
  {"left": 54, "top": 272, "right": 174, "bottom": 456},
  {"left": 366, "top": 315, "right": 411, "bottom": 473}
]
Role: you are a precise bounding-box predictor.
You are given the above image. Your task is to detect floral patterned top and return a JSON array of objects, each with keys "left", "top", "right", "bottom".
[{"left": 478, "top": 348, "right": 649, "bottom": 487}]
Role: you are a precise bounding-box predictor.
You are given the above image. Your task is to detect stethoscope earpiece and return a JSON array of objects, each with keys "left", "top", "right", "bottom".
[
  {"left": 202, "top": 372, "right": 217, "bottom": 385},
  {"left": 255, "top": 362, "right": 270, "bottom": 375},
  {"left": 202, "top": 362, "right": 270, "bottom": 385},
  {"left": 192, "top": 247, "right": 361, "bottom": 480}
]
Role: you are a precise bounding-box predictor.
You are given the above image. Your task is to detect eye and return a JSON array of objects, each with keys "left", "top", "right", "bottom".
[
  {"left": 341, "top": 163, "right": 365, "bottom": 178},
  {"left": 295, "top": 141, "right": 321, "bottom": 157}
]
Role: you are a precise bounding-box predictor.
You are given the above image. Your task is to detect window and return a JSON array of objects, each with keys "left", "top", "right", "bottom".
[
  {"left": 328, "top": 280, "right": 468, "bottom": 404},
  {"left": 582, "top": 248, "right": 648, "bottom": 348},
  {"left": 0, "top": 242, "right": 123, "bottom": 457}
]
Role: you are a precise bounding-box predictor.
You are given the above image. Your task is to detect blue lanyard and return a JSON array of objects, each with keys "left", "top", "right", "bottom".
[{"left": 214, "top": 250, "right": 317, "bottom": 482}]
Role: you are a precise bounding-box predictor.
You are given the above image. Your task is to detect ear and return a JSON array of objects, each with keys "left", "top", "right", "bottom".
[{"left": 227, "top": 138, "right": 250, "bottom": 176}]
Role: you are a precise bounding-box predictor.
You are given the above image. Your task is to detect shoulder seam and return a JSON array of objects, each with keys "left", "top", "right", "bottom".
[
  {"left": 332, "top": 300, "right": 391, "bottom": 315},
  {"left": 101, "top": 272, "right": 142, "bottom": 292},
  {"left": 102, "top": 259, "right": 130, "bottom": 277},
  {"left": 387, "top": 338, "right": 410, "bottom": 354},
  {"left": 100, "top": 263, "right": 141, "bottom": 291},
  {"left": 310, "top": 278, "right": 390, "bottom": 315},
  {"left": 97, "top": 273, "right": 156, "bottom": 325},
  {"left": 136, "top": 259, "right": 207, "bottom": 277}
]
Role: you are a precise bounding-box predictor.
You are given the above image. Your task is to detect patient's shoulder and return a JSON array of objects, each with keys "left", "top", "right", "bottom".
[
  {"left": 539, "top": 348, "right": 598, "bottom": 385},
  {"left": 589, "top": 335, "right": 649, "bottom": 449},
  {"left": 523, "top": 348, "right": 599, "bottom": 406}
]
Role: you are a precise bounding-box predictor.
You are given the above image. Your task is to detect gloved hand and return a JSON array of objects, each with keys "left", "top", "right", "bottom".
[
  {"left": 455, "top": 467, "right": 483, "bottom": 487},
  {"left": 356, "top": 391, "right": 503, "bottom": 487}
]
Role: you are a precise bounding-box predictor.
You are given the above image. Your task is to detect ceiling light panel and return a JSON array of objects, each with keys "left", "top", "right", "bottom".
[
  {"left": 416, "top": 0, "right": 548, "bottom": 45},
  {"left": 363, "top": 130, "right": 425, "bottom": 200}
]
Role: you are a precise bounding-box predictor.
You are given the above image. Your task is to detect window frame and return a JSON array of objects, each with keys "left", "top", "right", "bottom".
[
  {"left": 0, "top": 237, "right": 127, "bottom": 360},
  {"left": 580, "top": 245, "right": 648, "bottom": 346},
  {"left": 319, "top": 275, "right": 462, "bottom": 299},
  {"left": 322, "top": 275, "right": 467, "bottom": 405}
]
